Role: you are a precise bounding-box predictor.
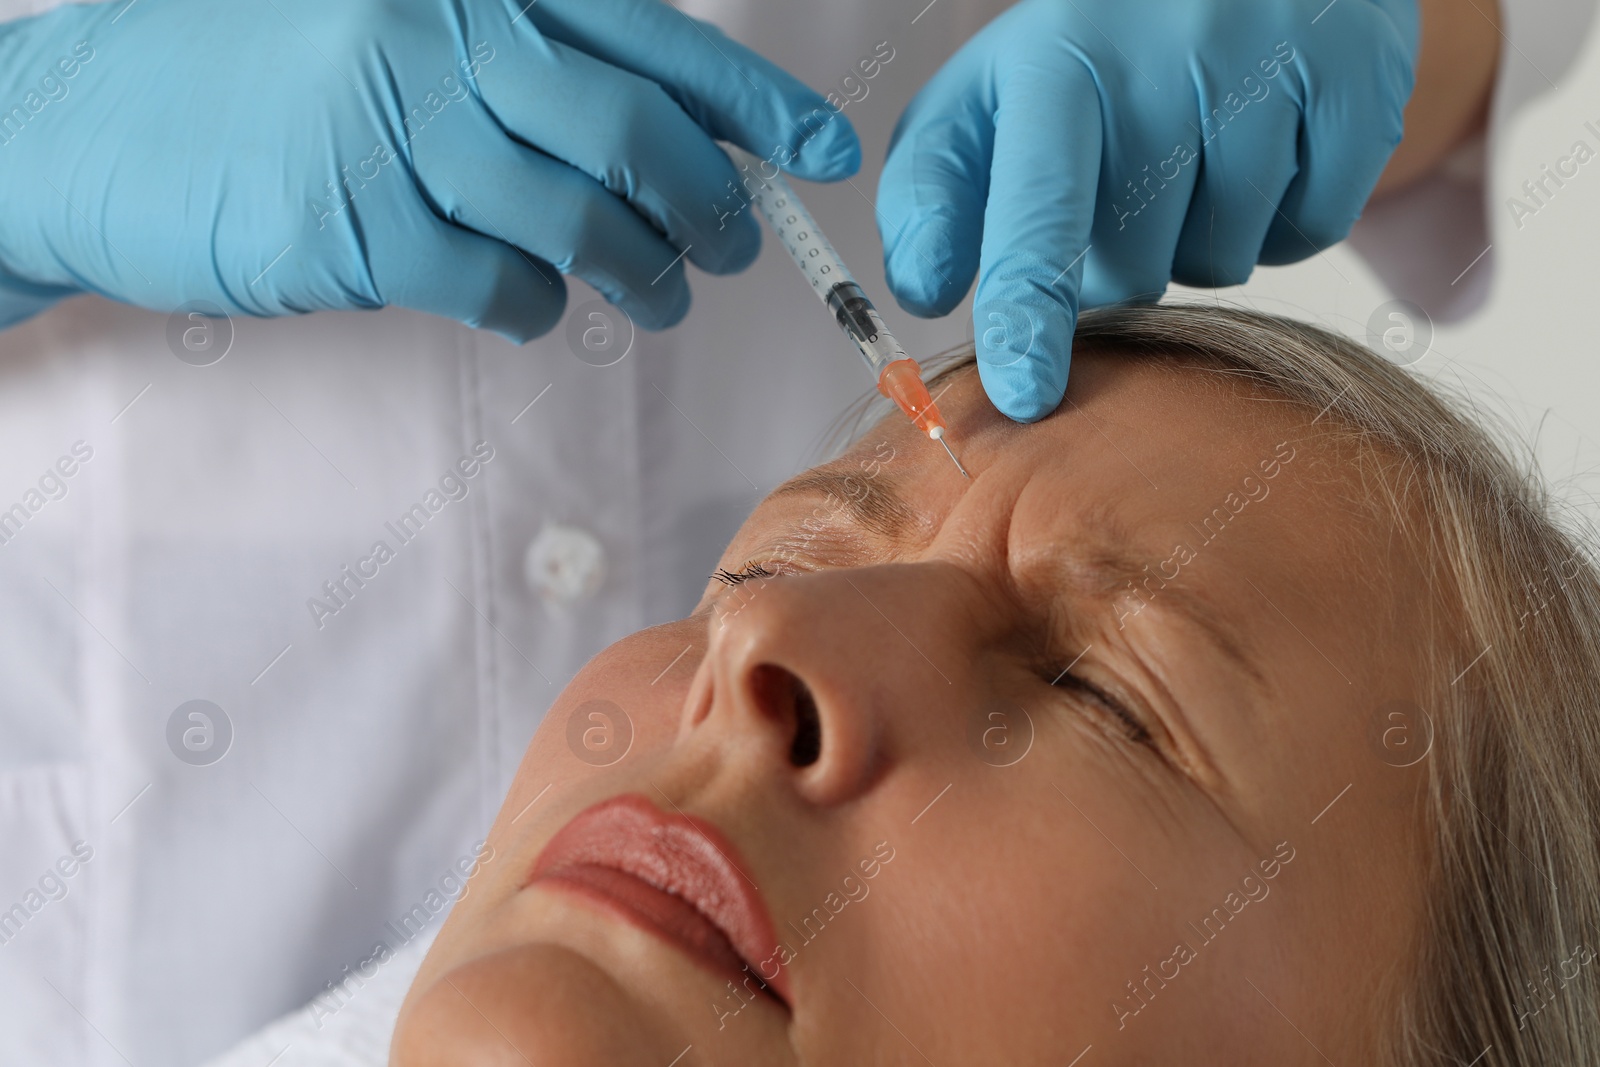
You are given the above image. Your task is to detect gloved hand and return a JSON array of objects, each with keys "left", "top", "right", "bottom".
[
  {"left": 0, "top": 0, "right": 859, "bottom": 338},
  {"left": 877, "top": 0, "right": 1417, "bottom": 421}
]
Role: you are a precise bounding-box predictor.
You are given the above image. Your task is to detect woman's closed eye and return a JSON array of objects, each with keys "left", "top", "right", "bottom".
[
  {"left": 1049, "top": 670, "right": 1153, "bottom": 747},
  {"left": 711, "top": 561, "right": 779, "bottom": 586}
]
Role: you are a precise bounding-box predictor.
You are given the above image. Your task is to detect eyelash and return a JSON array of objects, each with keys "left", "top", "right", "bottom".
[
  {"left": 711, "top": 562, "right": 778, "bottom": 586},
  {"left": 1051, "top": 672, "right": 1152, "bottom": 746}
]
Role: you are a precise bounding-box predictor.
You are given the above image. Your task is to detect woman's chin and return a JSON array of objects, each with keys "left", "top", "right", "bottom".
[{"left": 393, "top": 943, "right": 682, "bottom": 1066}]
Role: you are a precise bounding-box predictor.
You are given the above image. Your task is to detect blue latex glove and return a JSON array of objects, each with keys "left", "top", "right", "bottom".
[
  {"left": 878, "top": 0, "right": 1418, "bottom": 421},
  {"left": 0, "top": 0, "right": 859, "bottom": 337}
]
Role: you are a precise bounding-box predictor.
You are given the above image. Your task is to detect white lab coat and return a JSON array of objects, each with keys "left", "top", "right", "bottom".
[{"left": 0, "top": 0, "right": 1590, "bottom": 1065}]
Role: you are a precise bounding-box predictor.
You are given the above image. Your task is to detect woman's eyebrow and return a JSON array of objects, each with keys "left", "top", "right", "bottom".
[{"left": 767, "top": 467, "right": 919, "bottom": 541}]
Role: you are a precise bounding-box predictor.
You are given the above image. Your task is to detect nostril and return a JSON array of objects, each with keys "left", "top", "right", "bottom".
[
  {"left": 750, "top": 664, "right": 823, "bottom": 768},
  {"left": 788, "top": 678, "right": 821, "bottom": 768}
]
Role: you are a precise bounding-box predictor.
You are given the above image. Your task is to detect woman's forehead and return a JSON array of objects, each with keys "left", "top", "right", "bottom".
[{"left": 826, "top": 355, "right": 1337, "bottom": 527}]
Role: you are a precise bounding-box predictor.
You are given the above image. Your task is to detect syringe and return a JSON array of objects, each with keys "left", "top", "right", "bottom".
[{"left": 726, "top": 148, "right": 968, "bottom": 478}]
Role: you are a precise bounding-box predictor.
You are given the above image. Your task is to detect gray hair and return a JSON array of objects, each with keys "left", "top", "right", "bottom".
[{"left": 839, "top": 302, "right": 1600, "bottom": 1064}]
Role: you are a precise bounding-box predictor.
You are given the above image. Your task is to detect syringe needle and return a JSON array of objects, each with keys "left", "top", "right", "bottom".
[{"left": 937, "top": 434, "right": 970, "bottom": 479}]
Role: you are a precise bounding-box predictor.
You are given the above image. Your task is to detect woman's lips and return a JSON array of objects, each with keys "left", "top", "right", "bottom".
[{"left": 526, "top": 794, "right": 790, "bottom": 1004}]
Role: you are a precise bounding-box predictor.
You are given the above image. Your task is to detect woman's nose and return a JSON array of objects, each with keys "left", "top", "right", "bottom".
[{"left": 685, "top": 564, "right": 970, "bottom": 806}]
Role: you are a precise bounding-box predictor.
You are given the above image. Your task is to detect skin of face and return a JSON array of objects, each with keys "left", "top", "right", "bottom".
[{"left": 393, "top": 353, "right": 1435, "bottom": 1066}]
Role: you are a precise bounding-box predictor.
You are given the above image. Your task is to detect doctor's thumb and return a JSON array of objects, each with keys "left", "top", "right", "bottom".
[{"left": 971, "top": 280, "right": 1076, "bottom": 424}]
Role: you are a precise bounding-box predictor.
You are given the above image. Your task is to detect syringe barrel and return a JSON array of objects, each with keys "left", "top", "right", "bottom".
[
  {"left": 823, "top": 281, "right": 907, "bottom": 375},
  {"left": 727, "top": 147, "right": 906, "bottom": 376},
  {"left": 733, "top": 162, "right": 855, "bottom": 289}
]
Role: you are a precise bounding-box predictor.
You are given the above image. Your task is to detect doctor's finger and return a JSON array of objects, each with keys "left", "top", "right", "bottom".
[
  {"left": 475, "top": 37, "right": 759, "bottom": 277},
  {"left": 972, "top": 57, "right": 1102, "bottom": 424},
  {"left": 877, "top": 71, "right": 992, "bottom": 318},
  {"left": 1169, "top": 93, "right": 1301, "bottom": 289},
  {"left": 1259, "top": 11, "right": 1412, "bottom": 263},
  {"left": 522, "top": 0, "right": 860, "bottom": 182},
  {"left": 375, "top": 214, "right": 568, "bottom": 343},
  {"left": 470, "top": 38, "right": 758, "bottom": 275},
  {"left": 423, "top": 136, "right": 692, "bottom": 331}
]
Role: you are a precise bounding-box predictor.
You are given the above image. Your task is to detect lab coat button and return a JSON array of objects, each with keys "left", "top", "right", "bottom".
[{"left": 525, "top": 523, "right": 606, "bottom": 603}]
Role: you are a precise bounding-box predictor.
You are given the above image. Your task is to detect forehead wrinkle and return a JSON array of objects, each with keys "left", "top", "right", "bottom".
[{"left": 767, "top": 467, "right": 919, "bottom": 542}]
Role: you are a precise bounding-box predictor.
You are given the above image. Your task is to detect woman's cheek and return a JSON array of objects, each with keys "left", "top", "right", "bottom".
[{"left": 519, "top": 620, "right": 704, "bottom": 791}]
